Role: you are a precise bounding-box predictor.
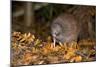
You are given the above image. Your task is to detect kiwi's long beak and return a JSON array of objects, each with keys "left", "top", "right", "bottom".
[{"left": 53, "top": 37, "right": 56, "bottom": 47}]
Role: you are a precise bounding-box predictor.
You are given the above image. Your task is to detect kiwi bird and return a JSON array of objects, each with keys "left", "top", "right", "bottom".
[{"left": 51, "top": 14, "right": 79, "bottom": 47}]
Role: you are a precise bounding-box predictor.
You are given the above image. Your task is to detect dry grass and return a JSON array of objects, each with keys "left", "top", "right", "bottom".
[{"left": 11, "top": 32, "right": 96, "bottom": 66}]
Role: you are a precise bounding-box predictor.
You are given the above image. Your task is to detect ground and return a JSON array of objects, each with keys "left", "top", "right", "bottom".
[{"left": 11, "top": 32, "right": 96, "bottom": 66}]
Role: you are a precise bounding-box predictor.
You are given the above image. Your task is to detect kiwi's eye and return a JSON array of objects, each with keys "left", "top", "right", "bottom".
[{"left": 56, "top": 33, "right": 60, "bottom": 36}]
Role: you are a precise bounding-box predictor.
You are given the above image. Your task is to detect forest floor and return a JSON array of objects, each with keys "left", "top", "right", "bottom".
[{"left": 11, "top": 32, "right": 96, "bottom": 66}]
